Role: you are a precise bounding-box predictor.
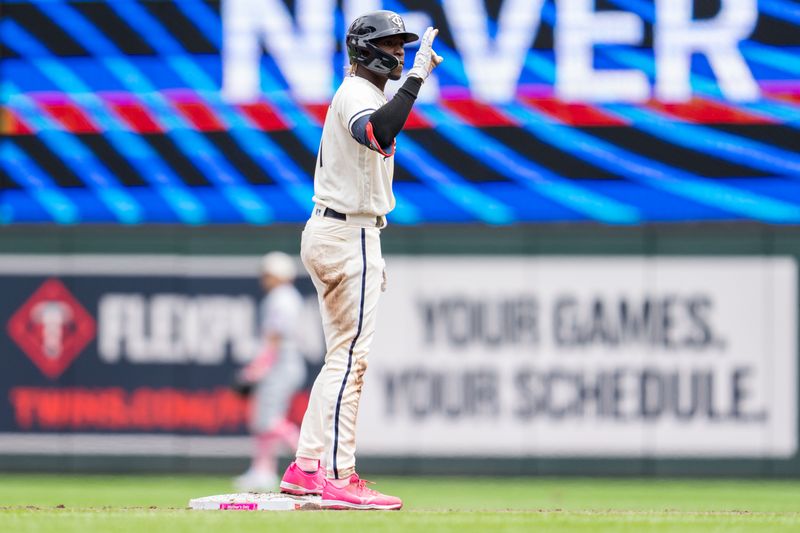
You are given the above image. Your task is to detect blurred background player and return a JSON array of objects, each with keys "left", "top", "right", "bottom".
[
  {"left": 233, "top": 251, "right": 306, "bottom": 492},
  {"left": 277, "top": 10, "right": 442, "bottom": 510}
]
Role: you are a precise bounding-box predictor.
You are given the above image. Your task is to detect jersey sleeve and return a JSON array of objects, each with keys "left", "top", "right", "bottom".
[{"left": 335, "top": 82, "right": 383, "bottom": 151}]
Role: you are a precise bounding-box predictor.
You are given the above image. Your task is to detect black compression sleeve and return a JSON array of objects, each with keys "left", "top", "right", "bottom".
[{"left": 368, "top": 76, "right": 423, "bottom": 148}]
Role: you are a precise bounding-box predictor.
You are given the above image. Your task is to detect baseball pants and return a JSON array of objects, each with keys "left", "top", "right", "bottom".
[{"left": 295, "top": 210, "right": 385, "bottom": 480}]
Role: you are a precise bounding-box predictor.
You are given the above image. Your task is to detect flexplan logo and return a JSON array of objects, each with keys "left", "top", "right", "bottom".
[{"left": 7, "top": 278, "right": 96, "bottom": 379}]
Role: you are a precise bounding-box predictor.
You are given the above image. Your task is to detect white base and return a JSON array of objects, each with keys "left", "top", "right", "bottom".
[{"left": 188, "top": 492, "right": 321, "bottom": 511}]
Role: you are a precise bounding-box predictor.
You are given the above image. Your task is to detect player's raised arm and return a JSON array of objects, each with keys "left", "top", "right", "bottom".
[{"left": 349, "top": 27, "right": 444, "bottom": 155}]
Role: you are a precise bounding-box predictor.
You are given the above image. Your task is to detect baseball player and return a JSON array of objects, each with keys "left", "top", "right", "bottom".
[
  {"left": 234, "top": 252, "right": 306, "bottom": 492},
  {"left": 278, "top": 10, "right": 442, "bottom": 510}
]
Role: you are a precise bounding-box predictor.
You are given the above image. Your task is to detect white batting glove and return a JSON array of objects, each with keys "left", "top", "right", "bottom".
[{"left": 408, "top": 27, "right": 443, "bottom": 82}]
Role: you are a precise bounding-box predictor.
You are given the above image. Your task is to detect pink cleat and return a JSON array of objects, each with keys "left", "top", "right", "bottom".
[
  {"left": 321, "top": 474, "right": 402, "bottom": 510},
  {"left": 279, "top": 462, "right": 326, "bottom": 496}
]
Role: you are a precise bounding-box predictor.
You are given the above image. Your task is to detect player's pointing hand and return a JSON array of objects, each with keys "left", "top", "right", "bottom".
[{"left": 409, "top": 27, "right": 443, "bottom": 82}]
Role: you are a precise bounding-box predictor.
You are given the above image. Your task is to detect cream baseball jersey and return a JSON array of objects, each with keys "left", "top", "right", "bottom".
[
  {"left": 285, "top": 10, "right": 440, "bottom": 507},
  {"left": 312, "top": 76, "right": 396, "bottom": 217}
]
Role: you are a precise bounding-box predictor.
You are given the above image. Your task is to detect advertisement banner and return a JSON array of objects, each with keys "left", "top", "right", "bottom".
[
  {"left": 359, "top": 256, "right": 798, "bottom": 458},
  {"left": 0, "top": 255, "right": 323, "bottom": 456},
  {"left": 0, "top": 255, "right": 796, "bottom": 458}
]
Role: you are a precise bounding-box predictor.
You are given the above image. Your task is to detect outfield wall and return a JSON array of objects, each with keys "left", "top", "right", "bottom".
[{"left": 1, "top": 223, "right": 799, "bottom": 477}]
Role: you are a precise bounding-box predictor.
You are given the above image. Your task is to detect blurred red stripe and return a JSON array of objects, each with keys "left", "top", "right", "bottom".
[
  {"left": 768, "top": 92, "right": 800, "bottom": 105},
  {"left": 403, "top": 109, "right": 431, "bottom": 129},
  {"left": 646, "top": 97, "right": 774, "bottom": 124},
  {"left": 441, "top": 99, "right": 517, "bottom": 127},
  {"left": 238, "top": 102, "right": 289, "bottom": 131},
  {"left": 34, "top": 96, "right": 100, "bottom": 133},
  {"left": 171, "top": 100, "right": 225, "bottom": 131},
  {"left": 1, "top": 107, "right": 33, "bottom": 135},
  {"left": 105, "top": 100, "right": 163, "bottom": 133},
  {"left": 521, "top": 96, "right": 628, "bottom": 126},
  {"left": 303, "top": 103, "right": 330, "bottom": 125}
]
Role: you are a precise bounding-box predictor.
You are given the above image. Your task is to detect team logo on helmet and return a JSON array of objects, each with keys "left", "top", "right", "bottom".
[
  {"left": 389, "top": 14, "right": 403, "bottom": 28},
  {"left": 7, "top": 278, "right": 96, "bottom": 379}
]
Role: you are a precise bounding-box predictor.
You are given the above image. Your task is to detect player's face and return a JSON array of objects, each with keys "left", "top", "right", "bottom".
[{"left": 375, "top": 36, "right": 406, "bottom": 80}]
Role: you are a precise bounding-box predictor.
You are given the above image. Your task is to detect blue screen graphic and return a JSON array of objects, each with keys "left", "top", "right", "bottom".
[{"left": 1, "top": 0, "right": 799, "bottom": 224}]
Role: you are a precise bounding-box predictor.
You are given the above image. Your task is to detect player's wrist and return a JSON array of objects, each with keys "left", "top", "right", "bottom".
[
  {"left": 403, "top": 74, "right": 425, "bottom": 93},
  {"left": 408, "top": 63, "right": 430, "bottom": 81}
]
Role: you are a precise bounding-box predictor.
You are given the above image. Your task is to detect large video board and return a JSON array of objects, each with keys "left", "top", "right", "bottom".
[{"left": 1, "top": 0, "right": 799, "bottom": 224}]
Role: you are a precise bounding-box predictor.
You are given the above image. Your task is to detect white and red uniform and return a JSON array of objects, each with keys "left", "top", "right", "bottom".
[{"left": 250, "top": 283, "right": 306, "bottom": 433}]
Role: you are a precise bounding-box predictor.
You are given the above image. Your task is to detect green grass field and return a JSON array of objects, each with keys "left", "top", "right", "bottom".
[{"left": 1, "top": 474, "right": 799, "bottom": 532}]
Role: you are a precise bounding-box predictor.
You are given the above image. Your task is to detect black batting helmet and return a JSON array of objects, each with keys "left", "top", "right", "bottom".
[{"left": 346, "top": 10, "right": 419, "bottom": 76}]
